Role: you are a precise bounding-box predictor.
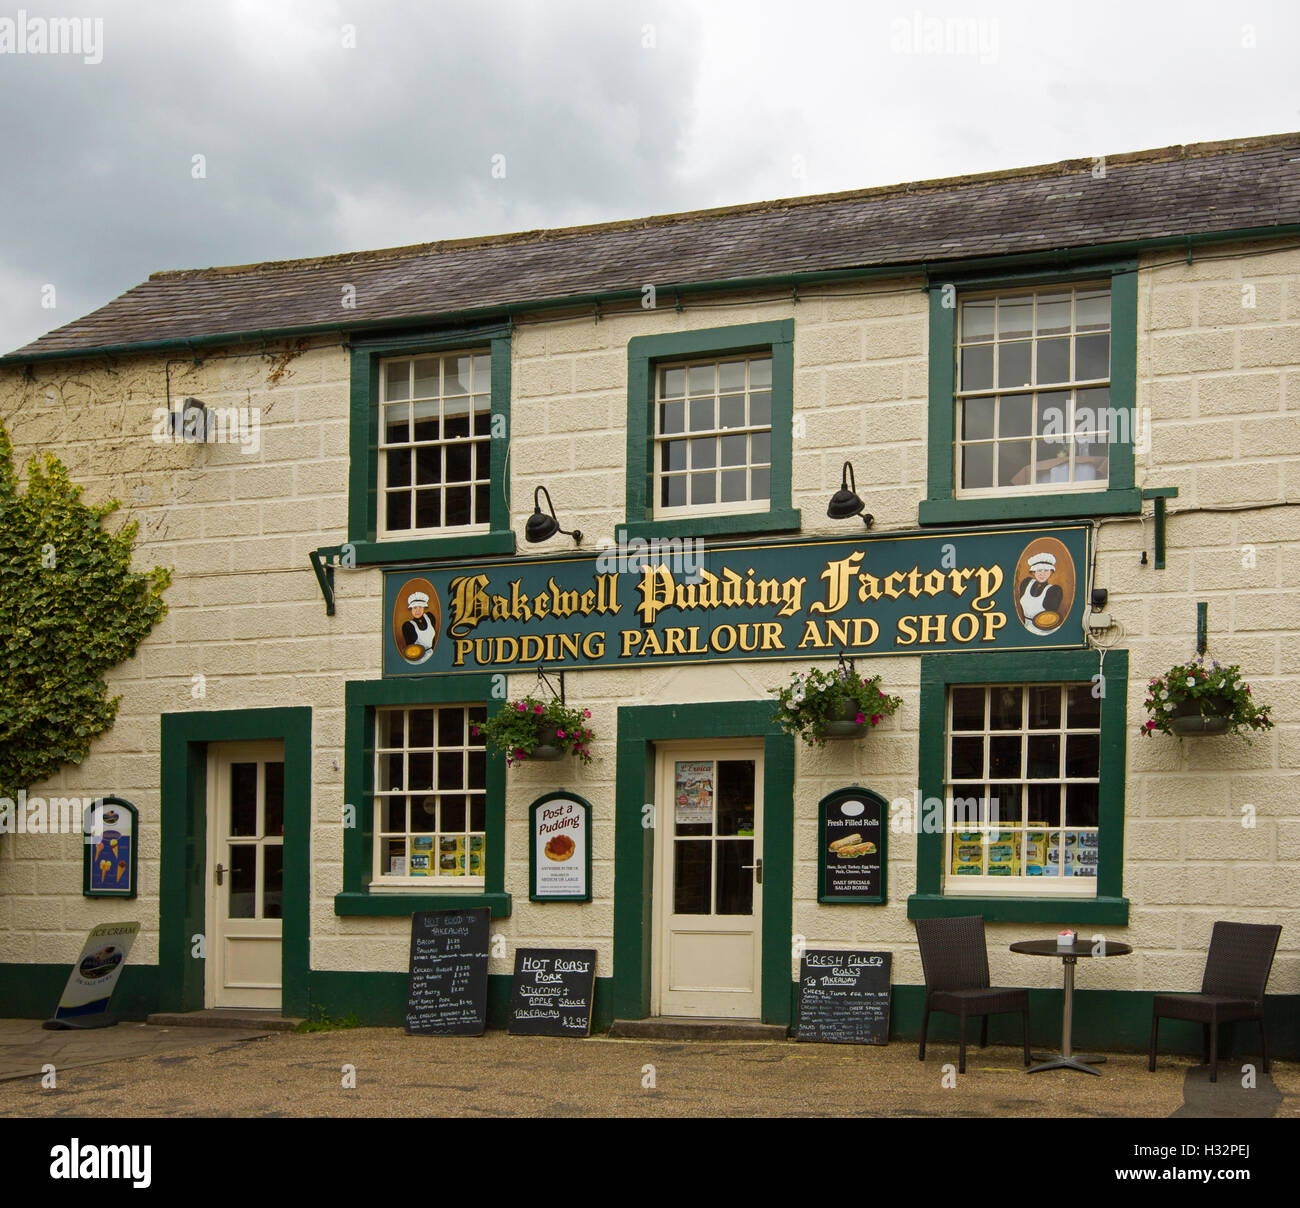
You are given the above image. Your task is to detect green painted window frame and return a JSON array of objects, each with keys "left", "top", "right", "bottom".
[
  {"left": 335, "top": 675, "right": 511, "bottom": 917},
  {"left": 613, "top": 701, "right": 794, "bottom": 1026},
  {"left": 919, "top": 262, "right": 1140, "bottom": 526},
  {"left": 347, "top": 325, "right": 515, "bottom": 564},
  {"left": 907, "top": 649, "right": 1130, "bottom": 925},
  {"left": 620, "top": 321, "right": 801, "bottom": 541}
]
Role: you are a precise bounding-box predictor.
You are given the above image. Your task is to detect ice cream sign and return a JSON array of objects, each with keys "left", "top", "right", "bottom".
[{"left": 383, "top": 523, "right": 1089, "bottom": 675}]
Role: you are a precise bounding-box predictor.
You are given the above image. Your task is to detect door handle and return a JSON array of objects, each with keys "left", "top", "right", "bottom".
[
  {"left": 215, "top": 864, "right": 227, "bottom": 886},
  {"left": 742, "top": 858, "right": 763, "bottom": 884}
]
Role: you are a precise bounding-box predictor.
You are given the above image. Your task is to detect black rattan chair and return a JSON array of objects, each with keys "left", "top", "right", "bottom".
[
  {"left": 1149, "top": 921, "right": 1281, "bottom": 1083},
  {"left": 915, "top": 915, "right": 1031, "bottom": 1074}
]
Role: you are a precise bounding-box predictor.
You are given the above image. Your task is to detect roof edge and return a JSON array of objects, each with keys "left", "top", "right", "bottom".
[{"left": 146, "top": 131, "right": 1300, "bottom": 284}]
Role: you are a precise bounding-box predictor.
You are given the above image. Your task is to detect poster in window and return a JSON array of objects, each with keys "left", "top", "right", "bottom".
[
  {"left": 530, "top": 792, "right": 591, "bottom": 902},
  {"left": 674, "top": 761, "right": 713, "bottom": 825}
]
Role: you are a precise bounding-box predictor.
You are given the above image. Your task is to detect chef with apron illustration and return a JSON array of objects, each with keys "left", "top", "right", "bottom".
[
  {"left": 400, "top": 591, "right": 438, "bottom": 663},
  {"left": 1018, "top": 552, "right": 1063, "bottom": 631}
]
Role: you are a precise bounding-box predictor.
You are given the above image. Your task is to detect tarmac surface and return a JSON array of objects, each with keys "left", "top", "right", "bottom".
[{"left": 0, "top": 1019, "right": 1296, "bottom": 1117}]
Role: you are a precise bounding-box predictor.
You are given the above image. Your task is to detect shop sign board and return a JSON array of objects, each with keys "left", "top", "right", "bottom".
[
  {"left": 383, "top": 525, "right": 1089, "bottom": 676},
  {"left": 818, "top": 788, "right": 887, "bottom": 904},
  {"left": 529, "top": 792, "right": 591, "bottom": 902},
  {"left": 507, "top": 948, "right": 597, "bottom": 1037},
  {"left": 44, "top": 921, "right": 140, "bottom": 1029},
  {"left": 796, "top": 950, "right": 892, "bottom": 1045},
  {"left": 405, "top": 908, "right": 490, "bottom": 1036}
]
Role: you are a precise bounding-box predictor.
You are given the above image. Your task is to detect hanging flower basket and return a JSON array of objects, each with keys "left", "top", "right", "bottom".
[
  {"left": 770, "top": 665, "right": 902, "bottom": 747},
  {"left": 1140, "top": 657, "right": 1273, "bottom": 742},
  {"left": 475, "top": 696, "right": 595, "bottom": 769}
]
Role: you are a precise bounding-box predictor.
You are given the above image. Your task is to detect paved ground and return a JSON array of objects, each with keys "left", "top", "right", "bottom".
[{"left": 0, "top": 1021, "right": 1295, "bottom": 1117}]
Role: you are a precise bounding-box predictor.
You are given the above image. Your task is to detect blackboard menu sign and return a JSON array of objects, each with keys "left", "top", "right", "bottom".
[
  {"left": 507, "top": 948, "right": 597, "bottom": 1037},
  {"left": 818, "top": 787, "right": 887, "bottom": 904},
  {"left": 405, "top": 907, "right": 490, "bottom": 1036},
  {"left": 796, "top": 949, "right": 892, "bottom": 1045}
]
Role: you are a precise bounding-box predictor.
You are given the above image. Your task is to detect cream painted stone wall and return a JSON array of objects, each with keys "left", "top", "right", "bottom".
[{"left": 1, "top": 238, "right": 1296, "bottom": 1002}]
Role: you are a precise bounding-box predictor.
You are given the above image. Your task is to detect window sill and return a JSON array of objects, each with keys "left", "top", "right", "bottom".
[
  {"left": 334, "top": 890, "right": 512, "bottom": 918},
  {"left": 347, "top": 531, "right": 516, "bottom": 565},
  {"left": 617, "top": 507, "right": 801, "bottom": 542},
  {"left": 918, "top": 488, "right": 1140, "bottom": 526},
  {"left": 906, "top": 893, "right": 1129, "bottom": 925}
]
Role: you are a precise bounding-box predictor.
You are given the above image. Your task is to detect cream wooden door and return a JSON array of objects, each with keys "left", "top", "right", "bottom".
[
  {"left": 653, "top": 742, "right": 764, "bottom": 1018},
  {"left": 206, "top": 742, "right": 284, "bottom": 1009}
]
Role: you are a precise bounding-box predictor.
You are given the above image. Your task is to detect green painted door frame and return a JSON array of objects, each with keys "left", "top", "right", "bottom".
[
  {"left": 613, "top": 701, "right": 794, "bottom": 1026},
  {"left": 159, "top": 707, "right": 312, "bottom": 1016}
]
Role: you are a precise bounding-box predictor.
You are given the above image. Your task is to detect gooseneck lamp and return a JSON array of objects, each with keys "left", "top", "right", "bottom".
[
  {"left": 827, "top": 461, "right": 873, "bottom": 528},
  {"left": 524, "top": 485, "right": 583, "bottom": 545}
]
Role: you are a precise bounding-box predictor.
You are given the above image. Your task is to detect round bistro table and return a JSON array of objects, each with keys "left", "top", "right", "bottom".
[{"left": 1009, "top": 938, "right": 1133, "bottom": 1075}]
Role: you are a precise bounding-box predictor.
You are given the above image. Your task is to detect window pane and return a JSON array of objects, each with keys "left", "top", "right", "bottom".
[
  {"left": 1075, "top": 290, "right": 1110, "bottom": 331},
  {"left": 719, "top": 395, "right": 746, "bottom": 429},
  {"left": 749, "top": 391, "right": 771, "bottom": 426},
  {"left": 749, "top": 357, "right": 771, "bottom": 388},
  {"left": 412, "top": 400, "right": 439, "bottom": 442},
  {"left": 1075, "top": 333, "right": 1109, "bottom": 380},
  {"left": 688, "top": 364, "right": 715, "bottom": 395},
  {"left": 716, "top": 840, "right": 754, "bottom": 915},
  {"left": 674, "top": 841, "right": 711, "bottom": 914},
  {"left": 1036, "top": 294, "right": 1071, "bottom": 335},
  {"left": 1027, "top": 686, "right": 1061, "bottom": 729},
  {"left": 1065, "top": 783, "right": 1099, "bottom": 827},
  {"left": 230, "top": 763, "right": 257, "bottom": 836},
  {"left": 961, "top": 298, "right": 995, "bottom": 340},
  {"left": 950, "top": 736, "right": 984, "bottom": 779},
  {"left": 989, "top": 687, "right": 1022, "bottom": 729},
  {"left": 961, "top": 443, "right": 994, "bottom": 490},
  {"left": 662, "top": 439, "right": 686, "bottom": 472},
  {"left": 384, "top": 361, "right": 410, "bottom": 402},
  {"left": 408, "top": 751, "right": 434, "bottom": 791},
  {"left": 228, "top": 845, "right": 256, "bottom": 918},
  {"left": 950, "top": 687, "right": 985, "bottom": 730},
  {"left": 386, "top": 490, "right": 411, "bottom": 531},
  {"left": 445, "top": 443, "right": 471, "bottom": 483},
  {"left": 438, "top": 708, "right": 463, "bottom": 745},
  {"left": 446, "top": 356, "right": 471, "bottom": 396},
  {"left": 720, "top": 434, "right": 747, "bottom": 466},
  {"left": 660, "top": 367, "right": 686, "bottom": 398},
  {"left": 689, "top": 437, "right": 716, "bottom": 469},
  {"left": 412, "top": 358, "right": 439, "bottom": 398},
  {"left": 1026, "top": 735, "right": 1061, "bottom": 779},
  {"left": 388, "top": 448, "right": 412, "bottom": 487},
  {"left": 415, "top": 489, "right": 440, "bottom": 528},
  {"left": 690, "top": 474, "right": 716, "bottom": 505},
  {"left": 1000, "top": 394, "right": 1033, "bottom": 438},
  {"left": 661, "top": 475, "right": 686, "bottom": 507},
  {"left": 998, "top": 340, "right": 1031, "bottom": 389},
  {"left": 989, "top": 783, "right": 1023, "bottom": 826},
  {"left": 445, "top": 486, "right": 471, "bottom": 526},
  {"left": 1065, "top": 733, "right": 1100, "bottom": 778},
  {"left": 961, "top": 344, "right": 993, "bottom": 391},
  {"left": 383, "top": 403, "right": 409, "bottom": 442},
  {"left": 263, "top": 846, "right": 283, "bottom": 919},
  {"left": 408, "top": 710, "right": 435, "bottom": 747},
  {"left": 962, "top": 397, "right": 995, "bottom": 441},
  {"left": 1026, "top": 784, "right": 1059, "bottom": 827},
  {"left": 378, "top": 710, "right": 404, "bottom": 748},
  {"left": 689, "top": 398, "right": 714, "bottom": 431},
  {"left": 718, "top": 361, "right": 746, "bottom": 391},
  {"left": 660, "top": 400, "right": 685, "bottom": 434},
  {"left": 997, "top": 440, "right": 1032, "bottom": 487},
  {"left": 1036, "top": 392, "right": 1069, "bottom": 445},
  {"left": 749, "top": 466, "right": 769, "bottom": 500},
  {"left": 989, "top": 735, "right": 1021, "bottom": 779},
  {"left": 414, "top": 446, "right": 439, "bottom": 485},
  {"left": 264, "top": 763, "right": 284, "bottom": 837},
  {"left": 438, "top": 751, "right": 464, "bottom": 788},
  {"left": 716, "top": 761, "right": 755, "bottom": 836},
  {"left": 751, "top": 431, "right": 771, "bottom": 464},
  {"left": 444, "top": 399, "right": 470, "bottom": 440},
  {"left": 1036, "top": 337, "right": 1070, "bottom": 384},
  {"left": 998, "top": 297, "right": 1033, "bottom": 338},
  {"left": 720, "top": 470, "right": 747, "bottom": 502},
  {"left": 472, "top": 353, "right": 491, "bottom": 390},
  {"left": 1066, "top": 685, "right": 1101, "bottom": 728},
  {"left": 441, "top": 796, "right": 466, "bottom": 831}
]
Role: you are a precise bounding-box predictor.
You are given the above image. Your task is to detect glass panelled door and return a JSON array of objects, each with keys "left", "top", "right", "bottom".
[
  {"left": 206, "top": 742, "right": 284, "bottom": 1009},
  {"left": 653, "top": 744, "right": 764, "bottom": 1018}
]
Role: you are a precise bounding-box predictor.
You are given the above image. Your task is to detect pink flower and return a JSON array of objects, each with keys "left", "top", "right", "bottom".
[
  {"left": 870, "top": 714, "right": 882, "bottom": 725},
  {"left": 557, "top": 729, "right": 566, "bottom": 738},
  {"left": 471, "top": 725, "right": 478, "bottom": 736},
  {"left": 583, "top": 709, "right": 591, "bottom": 718},
  {"left": 516, "top": 702, "right": 526, "bottom": 712},
  {"left": 534, "top": 703, "right": 544, "bottom": 714},
  {"left": 514, "top": 747, "right": 524, "bottom": 760},
  {"left": 855, "top": 712, "right": 865, "bottom": 724}
]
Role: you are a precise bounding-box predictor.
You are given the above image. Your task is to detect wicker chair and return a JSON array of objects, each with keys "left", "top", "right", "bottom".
[
  {"left": 915, "top": 916, "right": 1031, "bottom": 1074},
  {"left": 1149, "top": 921, "right": 1281, "bottom": 1083}
]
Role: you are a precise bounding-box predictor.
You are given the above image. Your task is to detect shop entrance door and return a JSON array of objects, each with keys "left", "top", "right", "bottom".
[
  {"left": 652, "top": 743, "right": 764, "bottom": 1018},
  {"left": 205, "top": 742, "right": 284, "bottom": 1009}
]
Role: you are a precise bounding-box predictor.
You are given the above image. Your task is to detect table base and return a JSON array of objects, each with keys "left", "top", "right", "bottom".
[{"left": 1027, "top": 1053, "right": 1106, "bottom": 1075}]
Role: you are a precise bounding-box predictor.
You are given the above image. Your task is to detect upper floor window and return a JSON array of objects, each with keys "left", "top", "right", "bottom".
[
  {"left": 379, "top": 350, "right": 492, "bottom": 536},
  {"left": 956, "top": 285, "right": 1111, "bottom": 495},
  {"left": 654, "top": 354, "right": 772, "bottom": 517}
]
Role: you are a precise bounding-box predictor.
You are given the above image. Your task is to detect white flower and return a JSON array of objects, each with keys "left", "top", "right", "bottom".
[{"left": 790, "top": 686, "right": 805, "bottom": 705}]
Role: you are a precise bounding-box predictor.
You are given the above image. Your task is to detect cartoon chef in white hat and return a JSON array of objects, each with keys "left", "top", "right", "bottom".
[
  {"left": 400, "top": 590, "right": 438, "bottom": 663},
  {"left": 1018, "top": 552, "right": 1064, "bottom": 632}
]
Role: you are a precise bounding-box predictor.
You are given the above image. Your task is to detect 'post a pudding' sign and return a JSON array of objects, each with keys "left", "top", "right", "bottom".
[
  {"left": 382, "top": 525, "right": 1089, "bottom": 676},
  {"left": 529, "top": 793, "right": 590, "bottom": 902}
]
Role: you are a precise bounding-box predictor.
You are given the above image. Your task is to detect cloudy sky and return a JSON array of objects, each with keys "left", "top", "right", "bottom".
[{"left": 1, "top": 0, "right": 1297, "bottom": 353}]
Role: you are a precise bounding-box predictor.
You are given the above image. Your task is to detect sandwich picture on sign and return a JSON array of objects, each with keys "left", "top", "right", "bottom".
[
  {"left": 1013, "top": 537, "right": 1076, "bottom": 636},
  {"left": 393, "top": 578, "right": 441, "bottom": 665}
]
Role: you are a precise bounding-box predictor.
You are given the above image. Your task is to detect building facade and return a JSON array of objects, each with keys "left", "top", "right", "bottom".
[{"left": 1, "top": 134, "right": 1297, "bottom": 1054}]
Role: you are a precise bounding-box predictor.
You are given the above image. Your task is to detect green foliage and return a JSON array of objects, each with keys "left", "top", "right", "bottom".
[
  {"left": 0, "top": 422, "right": 170, "bottom": 801},
  {"left": 770, "top": 664, "right": 903, "bottom": 747},
  {"left": 294, "top": 1006, "right": 362, "bottom": 1033},
  {"left": 1141, "top": 655, "right": 1274, "bottom": 741},
  {"left": 476, "top": 695, "right": 595, "bottom": 768}
]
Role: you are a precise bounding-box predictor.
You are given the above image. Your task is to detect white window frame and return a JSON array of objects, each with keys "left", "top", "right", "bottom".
[
  {"left": 652, "top": 353, "right": 773, "bottom": 521},
  {"left": 377, "top": 349, "right": 493, "bottom": 540},
  {"left": 371, "top": 703, "right": 488, "bottom": 890},
  {"left": 954, "top": 283, "right": 1112, "bottom": 499},
  {"left": 942, "top": 682, "right": 1101, "bottom": 899}
]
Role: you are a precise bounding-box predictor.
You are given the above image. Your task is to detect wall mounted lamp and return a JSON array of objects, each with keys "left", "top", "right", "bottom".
[
  {"left": 827, "top": 461, "right": 873, "bottom": 528},
  {"left": 524, "top": 485, "right": 583, "bottom": 545}
]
